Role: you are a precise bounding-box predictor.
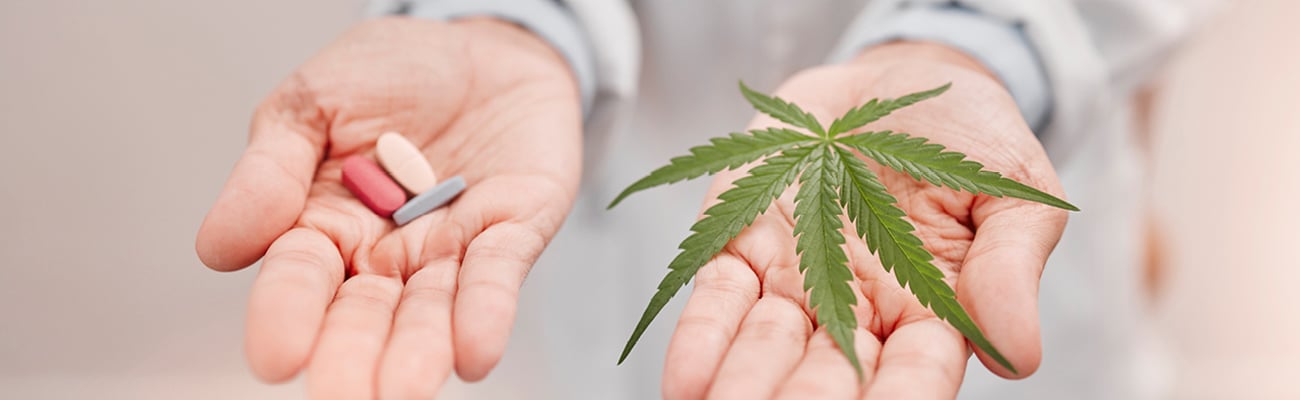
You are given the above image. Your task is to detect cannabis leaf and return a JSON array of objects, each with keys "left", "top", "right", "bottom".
[
  {"left": 839, "top": 130, "right": 1079, "bottom": 211},
  {"left": 608, "top": 127, "right": 816, "bottom": 208},
  {"left": 611, "top": 82, "right": 1077, "bottom": 377},
  {"left": 617, "top": 146, "right": 816, "bottom": 364},
  {"left": 826, "top": 83, "right": 951, "bottom": 136},
  {"left": 792, "top": 144, "right": 863, "bottom": 375},
  {"left": 835, "top": 145, "right": 1015, "bottom": 372},
  {"left": 740, "top": 81, "right": 826, "bottom": 136}
]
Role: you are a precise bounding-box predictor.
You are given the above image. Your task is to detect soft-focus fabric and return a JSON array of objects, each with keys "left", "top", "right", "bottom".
[{"left": 829, "top": 4, "right": 1052, "bottom": 133}]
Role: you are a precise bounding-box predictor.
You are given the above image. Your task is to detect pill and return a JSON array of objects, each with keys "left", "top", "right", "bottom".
[
  {"left": 375, "top": 132, "right": 438, "bottom": 194},
  {"left": 341, "top": 155, "right": 407, "bottom": 218},
  {"left": 393, "top": 176, "right": 467, "bottom": 225}
]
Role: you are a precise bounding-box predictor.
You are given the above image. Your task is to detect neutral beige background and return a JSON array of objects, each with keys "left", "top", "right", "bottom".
[
  {"left": 1, "top": 0, "right": 1297, "bottom": 399},
  {"left": 0, "top": 1, "right": 358, "bottom": 398},
  {"left": 1149, "top": 0, "right": 1300, "bottom": 397}
]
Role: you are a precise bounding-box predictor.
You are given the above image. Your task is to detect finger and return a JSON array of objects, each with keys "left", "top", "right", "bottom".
[
  {"left": 706, "top": 295, "right": 812, "bottom": 400},
  {"left": 451, "top": 222, "right": 547, "bottom": 381},
  {"left": 306, "top": 274, "right": 403, "bottom": 400},
  {"left": 446, "top": 176, "right": 572, "bottom": 382},
  {"left": 774, "top": 327, "right": 881, "bottom": 400},
  {"left": 244, "top": 228, "right": 345, "bottom": 382},
  {"left": 196, "top": 97, "right": 326, "bottom": 271},
  {"left": 377, "top": 259, "right": 459, "bottom": 399},
  {"left": 959, "top": 200, "right": 1068, "bottom": 377},
  {"left": 774, "top": 277, "right": 881, "bottom": 400},
  {"left": 862, "top": 319, "right": 968, "bottom": 400},
  {"left": 662, "top": 253, "right": 760, "bottom": 400}
]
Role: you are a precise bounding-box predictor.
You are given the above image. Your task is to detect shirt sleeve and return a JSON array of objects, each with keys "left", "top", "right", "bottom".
[
  {"left": 830, "top": 0, "right": 1221, "bottom": 160},
  {"left": 829, "top": 3, "right": 1052, "bottom": 133}
]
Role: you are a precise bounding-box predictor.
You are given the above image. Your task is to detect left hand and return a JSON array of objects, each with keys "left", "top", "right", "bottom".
[
  {"left": 194, "top": 18, "right": 583, "bottom": 399},
  {"left": 660, "top": 42, "right": 1070, "bottom": 399}
]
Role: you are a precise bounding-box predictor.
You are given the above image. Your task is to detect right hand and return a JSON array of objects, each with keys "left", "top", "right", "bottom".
[
  {"left": 195, "top": 17, "right": 583, "bottom": 399},
  {"left": 661, "top": 42, "right": 1070, "bottom": 399}
]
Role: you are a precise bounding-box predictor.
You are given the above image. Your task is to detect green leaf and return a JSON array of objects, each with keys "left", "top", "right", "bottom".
[
  {"left": 791, "top": 144, "right": 863, "bottom": 376},
  {"left": 834, "top": 146, "right": 1017, "bottom": 373},
  {"left": 619, "top": 145, "right": 816, "bottom": 364},
  {"left": 608, "top": 127, "right": 816, "bottom": 208},
  {"left": 838, "top": 131, "right": 1078, "bottom": 211},
  {"left": 826, "top": 83, "right": 950, "bottom": 136},
  {"left": 739, "top": 81, "right": 826, "bottom": 136}
]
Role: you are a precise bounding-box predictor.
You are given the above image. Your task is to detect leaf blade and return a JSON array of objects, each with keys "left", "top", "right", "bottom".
[
  {"left": 739, "top": 81, "right": 826, "bottom": 136},
  {"left": 608, "top": 128, "right": 816, "bottom": 208},
  {"left": 792, "top": 144, "right": 863, "bottom": 376},
  {"left": 619, "top": 146, "right": 817, "bottom": 364},
  {"left": 834, "top": 145, "right": 1017, "bottom": 373},
  {"left": 838, "top": 131, "right": 1078, "bottom": 211},
  {"left": 827, "top": 83, "right": 950, "bottom": 136}
]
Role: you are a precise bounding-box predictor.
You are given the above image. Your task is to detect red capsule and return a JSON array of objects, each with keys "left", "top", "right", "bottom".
[{"left": 341, "top": 156, "right": 407, "bottom": 218}]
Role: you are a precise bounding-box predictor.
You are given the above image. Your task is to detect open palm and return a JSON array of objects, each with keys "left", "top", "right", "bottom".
[
  {"left": 195, "top": 18, "right": 582, "bottom": 399},
  {"left": 661, "top": 49, "right": 1070, "bottom": 399}
]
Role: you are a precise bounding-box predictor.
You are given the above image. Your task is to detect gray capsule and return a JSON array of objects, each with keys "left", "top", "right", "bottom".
[{"left": 392, "top": 176, "right": 467, "bottom": 226}]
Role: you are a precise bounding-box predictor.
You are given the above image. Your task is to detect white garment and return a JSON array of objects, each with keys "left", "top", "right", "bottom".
[{"left": 431, "top": 1, "right": 1220, "bottom": 398}]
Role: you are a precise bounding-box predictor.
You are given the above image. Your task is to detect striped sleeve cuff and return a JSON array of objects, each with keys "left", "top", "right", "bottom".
[{"left": 830, "top": 4, "right": 1052, "bottom": 132}]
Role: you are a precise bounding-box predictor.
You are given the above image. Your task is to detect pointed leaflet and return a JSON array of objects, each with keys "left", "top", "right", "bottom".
[
  {"left": 833, "top": 146, "right": 1016, "bottom": 373},
  {"left": 619, "top": 146, "right": 816, "bottom": 364},
  {"left": 792, "top": 144, "right": 863, "bottom": 376},
  {"left": 609, "top": 127, "right": 815, "bottom": 208},
  {"left": 839, "top": 131, "right": 1078, "bottom": 211},
  {"left": 739, "top": 81, "right": 826, "bottom": 136},
  {"left": 826, "top": 83, "right": 950, "bottom": 136}
]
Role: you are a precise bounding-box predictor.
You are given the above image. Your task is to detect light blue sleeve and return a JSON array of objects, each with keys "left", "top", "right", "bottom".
[
  {"left": 829, "top": 3, "right": 1052, "bottom": 133},
  {"left": 376, "top": 0, "right": 598, "bottom": 116}
]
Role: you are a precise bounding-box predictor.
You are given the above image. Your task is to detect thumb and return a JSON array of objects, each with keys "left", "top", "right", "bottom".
[
  {"left": 196, "top": 85, "right": 327, "bottom": 271},
  {"left": 957, "top": 198, "right": 1068, "bottom": 378}
]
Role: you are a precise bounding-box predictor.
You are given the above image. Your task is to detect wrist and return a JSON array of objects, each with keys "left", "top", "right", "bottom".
[
  {"left": 851, "top": 41, "right": 1001, "bottom": 84},
  {"left": 392, "top": 0, "right": 596, "bottom": 115},
  {"left": 452, "top": 17, "right": 573, "bottom": 78}
]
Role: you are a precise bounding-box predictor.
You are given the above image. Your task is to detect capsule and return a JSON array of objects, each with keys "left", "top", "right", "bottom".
[
  {"left": 393, "top": 176, "right": 467, "bottom": 225},
  {"left": 341, "top": 155, "right": 407, "bottom": 218},
  {"left": 375, "top": 132, "right": 438, "bottom": 194}
]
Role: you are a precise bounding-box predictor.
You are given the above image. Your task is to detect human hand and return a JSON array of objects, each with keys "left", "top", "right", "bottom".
[
  {"left": 661, "top": 42, "right": 1069, "bottom": 399},
  {"left": 195, "top": 17, "right": 582, "bottom": 399}
]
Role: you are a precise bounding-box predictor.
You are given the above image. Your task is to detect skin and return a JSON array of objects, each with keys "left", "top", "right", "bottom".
[
  {"left": 195, "top": 18, "right": 582, "bottom": 399},
  {"left": 196, "top": 16, "right": 1068, "bottom": 399},
  {"left": 660, "top": 42, "right": 1070, "bottom": 400}
]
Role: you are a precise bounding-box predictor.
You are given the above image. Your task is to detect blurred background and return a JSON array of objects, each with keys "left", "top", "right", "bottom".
[{"left": 1, "top": 0, "right": 1297, "bottom": 399}]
